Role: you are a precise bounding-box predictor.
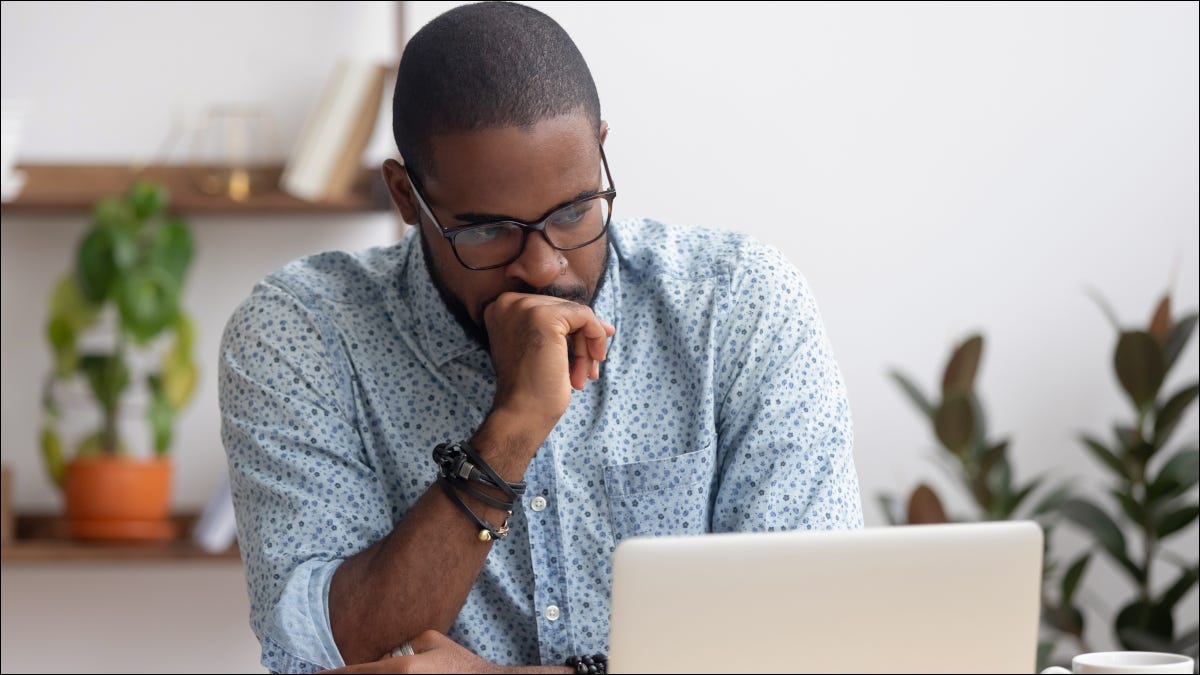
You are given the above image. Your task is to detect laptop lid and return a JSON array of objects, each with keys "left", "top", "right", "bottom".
[{"left": 608, "top": 520, "right": 1043, "bottom": 674}]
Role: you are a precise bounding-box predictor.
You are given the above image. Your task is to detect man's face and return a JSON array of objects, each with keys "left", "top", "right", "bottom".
[{"left": 392, "top": 114, "right": 610, "bottom": 342}]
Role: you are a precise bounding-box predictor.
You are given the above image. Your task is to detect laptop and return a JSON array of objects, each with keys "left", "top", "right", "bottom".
[{"left": 608, "top": 520, "right": 1043, "bottom": 674}]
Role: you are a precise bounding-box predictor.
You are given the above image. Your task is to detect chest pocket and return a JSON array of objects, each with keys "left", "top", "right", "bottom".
[{"left": 603, "top": 445, "right": 715, "bottom": 543}]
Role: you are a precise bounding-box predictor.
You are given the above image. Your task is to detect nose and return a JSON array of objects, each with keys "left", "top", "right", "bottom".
[{"left": 505, "top": 229, "right": 564, "bottom": 288}]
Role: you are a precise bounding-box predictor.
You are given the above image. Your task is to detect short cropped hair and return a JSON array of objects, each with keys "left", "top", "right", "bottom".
[{"left": 393, "top": 1, "right": 601, "bottom": 181}]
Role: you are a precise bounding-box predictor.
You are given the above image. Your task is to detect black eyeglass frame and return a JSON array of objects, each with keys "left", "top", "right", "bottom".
[{"left": 405, "top": 145, "right": 617, "bottom": 271}]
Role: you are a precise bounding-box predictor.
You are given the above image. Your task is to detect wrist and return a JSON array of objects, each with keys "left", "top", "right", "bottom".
[{"left": 471, "top": 408, "right": 552, "bottom": 480}]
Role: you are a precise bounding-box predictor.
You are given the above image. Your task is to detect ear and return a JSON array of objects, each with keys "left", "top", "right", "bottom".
[
  {"left": 599, "top": 119, "right": 609, "bottom": 146},
  {"left": 382, "top": 159, "right": 421, "bottom": 225}
]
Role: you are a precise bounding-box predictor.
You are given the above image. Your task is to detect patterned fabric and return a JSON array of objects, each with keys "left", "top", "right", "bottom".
[{"left": 219, "top": 219, "right": 863, "bottom": 673}]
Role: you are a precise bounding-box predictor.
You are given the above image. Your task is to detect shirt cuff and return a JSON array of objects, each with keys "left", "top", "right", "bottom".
[{"left": 261, "top": 557, "right": 346, "bottom": 671}]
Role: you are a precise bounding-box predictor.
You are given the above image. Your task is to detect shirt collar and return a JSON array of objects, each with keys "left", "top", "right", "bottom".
[
  {"left": 394, "top": 226, "right": 622, "bottom": 369},
  {"left": 393, "top": 229, "right": 477, "bottom": 367}
]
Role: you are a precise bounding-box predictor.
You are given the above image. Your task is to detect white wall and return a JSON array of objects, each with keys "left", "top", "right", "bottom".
[{"left": 2, "top": 0, "right": 1197, "bottom": 670}]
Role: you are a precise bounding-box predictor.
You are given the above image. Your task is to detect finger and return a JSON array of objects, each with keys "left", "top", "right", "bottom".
[
  {"left": 554, "top": 304, "right": 611, "bottom": 341},
  {"left": 550, "top": 305, "right": 611, "bottom": 364},
  {"left": 411, "top": 629, "right": 449, "bottom": 652},
  {"left": 319, "top": 657, "right": 406, "bottom": 673},
  {"left": 590, "top": 357, "right": 600, "bottom": 381},
  {"left": 572, "top": 331, "right": 591, "bottom": 390},
  {"left": 587, "top": 331, "right": 609, "bottom": 363}
]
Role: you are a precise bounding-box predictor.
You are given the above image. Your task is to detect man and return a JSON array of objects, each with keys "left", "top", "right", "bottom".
[{"left": 219, "top": 2, "right": 862, "bottom": 673}]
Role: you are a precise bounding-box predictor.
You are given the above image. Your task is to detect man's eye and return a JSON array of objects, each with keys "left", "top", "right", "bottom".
[
  {"left": 552, "top": 202, "right": 590, "bottom": 226},
  {"left": 458, "top": 225, "right": 506, "bottom": 245}
]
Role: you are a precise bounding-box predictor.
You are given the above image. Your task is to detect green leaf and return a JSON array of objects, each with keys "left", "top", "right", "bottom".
[
  {"left": 172, "top": 311, "right": 196, "bottom": 356},
  {"left": 46, "top": 315, "right": 77, "bottom": 377},
  {"left": 149, "top": 216, "right": 193, "bottom": 288},
  {"left": 115, "top": 266, "right": 180, "bottom": 343},
  {"left": 1004, "top": 479, "right": 1040, "bottom": 517},
  {"left": 1148, "top": 294, "right": 1172, "bottom": 347},
  {"left": 1081, "top": 433, "right": 1130, "bottom": 481},
  {"left": 906, "top": 484, "right": 949, "bottom": 524},
  {"left": 979, "top": 440, "right": 1008, "bottom": 490},
  {"left": 1155, "top": 503, "right": 1199, "bottom": 539},
  {"left": 1061, "top": 553, "right": 1091, "bottom": 606},
  {"left": 1164, "top": 313, "right": 1198, "bottom": 375},
  {"left": 75, "top": 430, "right": 124, "bottom": 457},
  {"left": 1154, "top": 383, "right": 1199, "bottom": 448},
  {"left": 1115, "top": 600, "right": 1174, "bottom": 651},
  {"left": 79, "top": 354, "right": 130, "bottom": 415},
  {"left": 889, "top": 370, "right": 935, "bottom": 420},
  {"left": 1035, "top": 642, "right": 1056, "bottom": 675},
  {"left": 162, "top": 352, "right": 197, "bottom": 409},
  {"left": 48, "top": 274, "right": 100, "bottom": 332},
  {"left": 1030, "top": 481, "right": 1072, "bottom": 516},
  {"left": 942, "top": 334, "right": 983, "bottom": 397},
  {"left": 148, "top": 381, "right": 174, "bottom": 456},
  {"left": 935, "top": 394, "right": 975, "bottom": 456},
  {"left": 966, "top": 394, "right": 989, "bottom": 459},
  {"left": 1059, "top": 498, "right": 1142, "bottom": 582},
  {"left": 75, "top": 224, "right": 137, "bottom": 302},
  {"left": 39, "top": 426, "right": 65, "bottom": 489},
  {"left": 1043, "top": 601, "right": 1085, "bottom": 635},
  {"left": 1111, "top": 488, "right": 1145, "bottom": 524},
  {"left": 1114, "top": 331, "right": 1165, "bottom": 412},
  {"left": 129, "top": 180, "right": 169, "bottom": 220},
  {"left": 1119, "top": 626, "right": 1175, "bottom": 653},
  {"left": 1113, "top": 423, "right": 1140, "bottom": 451},
  {"left": 91, "top": 195, "right": 136, "bottom": 232},
  {"left": 1148, "top": 447, "right": 1200, "bottom": 503},
  {"left": 1160, "top": 566, "right": 1198, "bottom": 611}
]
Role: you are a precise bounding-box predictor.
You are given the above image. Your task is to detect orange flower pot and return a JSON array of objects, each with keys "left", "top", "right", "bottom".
[{"left": 64, "top": 456, "right": 176, "bottom": 541}]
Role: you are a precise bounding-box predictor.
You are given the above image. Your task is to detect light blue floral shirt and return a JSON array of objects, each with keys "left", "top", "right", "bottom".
[{"left": 219, "top": 219, "right": 862, "bottom": 673}]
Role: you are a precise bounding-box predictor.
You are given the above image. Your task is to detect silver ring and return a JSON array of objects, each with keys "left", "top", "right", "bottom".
[{"left": 390, "top": 641, "right": 415, "bottom": 657}]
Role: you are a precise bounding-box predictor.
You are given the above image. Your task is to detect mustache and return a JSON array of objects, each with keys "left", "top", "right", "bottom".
[{"left": 512, "top": 282, "right": 590, "bottom": 305}]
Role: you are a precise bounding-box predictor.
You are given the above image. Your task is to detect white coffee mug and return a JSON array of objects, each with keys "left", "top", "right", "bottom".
[{"left": 1042, "top": 651, "right": 1195, "bottom": 674}]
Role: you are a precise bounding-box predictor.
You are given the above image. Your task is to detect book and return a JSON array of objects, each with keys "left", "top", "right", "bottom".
[
  {"left": 322, "top": 64, "right": 388, "bottom": 199},
  {"left": 280, "top": 61, "right": 347, "bottom": 200},
  {"left": 282, "top": 60, "right": 385, "bottom": 201}
]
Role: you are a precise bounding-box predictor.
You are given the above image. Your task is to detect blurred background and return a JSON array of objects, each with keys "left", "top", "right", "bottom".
[{"left": 2, "top": 1, "right": 1196, "bottom": 672}]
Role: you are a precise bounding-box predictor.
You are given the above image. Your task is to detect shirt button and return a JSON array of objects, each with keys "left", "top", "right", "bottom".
[
  {"left": 544, "top": 605, "right": 560, "bottom": 621},
  {"left": 530, "top": 496, "right": 547, "bottom": 512}
]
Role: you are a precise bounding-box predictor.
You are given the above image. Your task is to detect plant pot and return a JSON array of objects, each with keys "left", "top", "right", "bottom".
[{"left": 64, "top": 456, "right": 176, "bottom": 541}]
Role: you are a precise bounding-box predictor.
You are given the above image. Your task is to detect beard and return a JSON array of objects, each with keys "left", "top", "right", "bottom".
[{"left": 418, "top": 230, "right": 610, "bottom": 352}]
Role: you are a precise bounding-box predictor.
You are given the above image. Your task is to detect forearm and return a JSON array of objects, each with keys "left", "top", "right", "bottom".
[{"left": 328, "top": 410, "right": 547, "bottom": 665}]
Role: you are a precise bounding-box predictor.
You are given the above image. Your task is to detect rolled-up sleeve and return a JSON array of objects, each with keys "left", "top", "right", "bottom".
[{"left": 219, "top": 280, "right": 391, "bottom": 672}]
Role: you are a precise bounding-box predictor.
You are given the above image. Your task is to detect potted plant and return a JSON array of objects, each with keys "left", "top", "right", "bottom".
[
  {"left": 1059, "top": 291, "right": 1198, "bottom": 659},
  {"left": 882, "top": 334, "right": 1076, "bottom": 669},
  {"left": 38, "top": 179, "right": 198, "bottom": 541}
]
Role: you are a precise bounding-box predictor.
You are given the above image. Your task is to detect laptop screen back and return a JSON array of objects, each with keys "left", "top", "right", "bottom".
[{"left": 608, "top": 521, "right": 1043, "bottom": 674}]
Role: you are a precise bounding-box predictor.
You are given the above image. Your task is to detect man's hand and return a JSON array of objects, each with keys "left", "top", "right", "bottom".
[
  {"left": 319, "top": 630, "right": 571, "bottom": 674},
  {"left": 483, "top": 292, "right": 615, "bottom": 436}
]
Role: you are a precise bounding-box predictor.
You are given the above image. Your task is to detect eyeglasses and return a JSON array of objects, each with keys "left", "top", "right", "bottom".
[{"left": 406, "top": 145, "right": 617, "bottom": 270}]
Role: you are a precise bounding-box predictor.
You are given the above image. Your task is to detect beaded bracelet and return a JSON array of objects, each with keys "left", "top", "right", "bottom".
[{"left": 565, "top": 653, "right": 607, "bottom": 675}]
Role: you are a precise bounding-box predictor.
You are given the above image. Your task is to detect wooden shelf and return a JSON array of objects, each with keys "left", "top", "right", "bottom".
[
  {"left": 1, "top": 513, "right": 241, "bottom": 563},
  {"left": 1, "top": 164, "right": 393, "bottom": 215}
]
